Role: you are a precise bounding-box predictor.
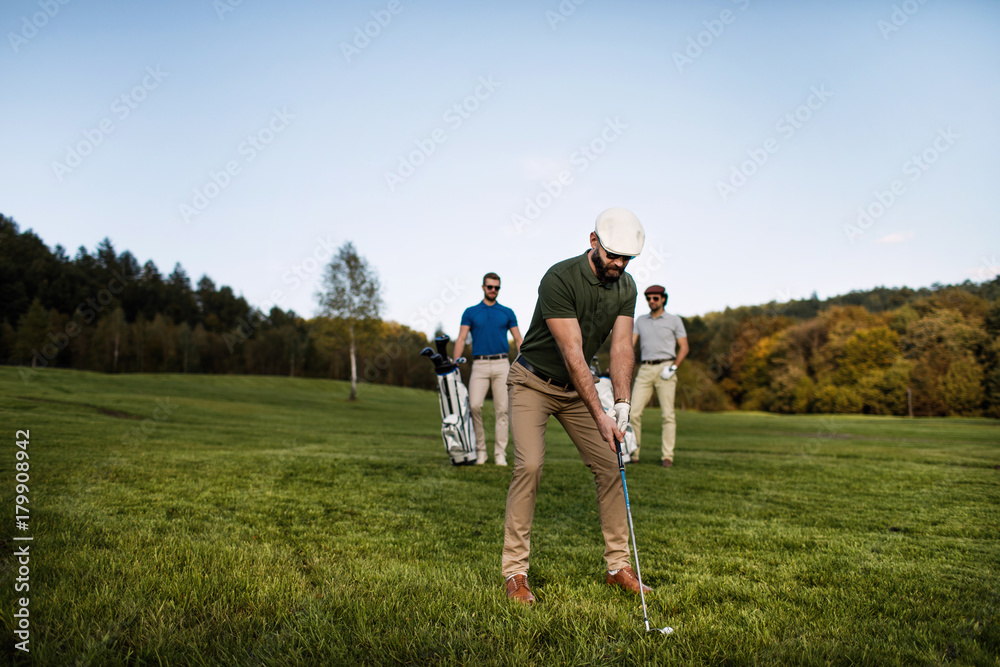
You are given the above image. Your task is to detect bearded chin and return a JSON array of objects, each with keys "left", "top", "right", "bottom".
[{"left": 591, "top": 248, "right": 622, "bottom": 283}]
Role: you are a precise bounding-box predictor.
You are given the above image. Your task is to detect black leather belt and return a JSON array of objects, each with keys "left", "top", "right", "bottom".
[
  {"left": 473, "top": 354, "right": 507, "bottom": 360},
  {"left": 642, "top": 359, "right": 674, "bottom": 365},
  {"left": 515, "top": 356, "right": 573, "bottom": 391}
]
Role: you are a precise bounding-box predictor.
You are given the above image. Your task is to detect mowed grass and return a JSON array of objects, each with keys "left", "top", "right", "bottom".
[{"left": 1, "top": 367, "right": 998, "bottom": 666}]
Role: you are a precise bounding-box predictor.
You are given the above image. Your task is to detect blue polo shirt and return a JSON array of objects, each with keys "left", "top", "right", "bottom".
[{"left": 461, "top": 301, "right": 518, "bottom": 356}]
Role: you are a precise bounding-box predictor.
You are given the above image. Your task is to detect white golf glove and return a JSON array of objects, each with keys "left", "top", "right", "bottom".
[
  {"left": 660, "top": 364, "right": 678, "bottom": 380},
  {"left": 612, "top": 401, "right": 630, "bottom": 433}
]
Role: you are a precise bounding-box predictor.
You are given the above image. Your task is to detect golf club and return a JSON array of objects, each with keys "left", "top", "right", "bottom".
[{"left": 616, "top": 440, "right": 674, "bottom": 636}]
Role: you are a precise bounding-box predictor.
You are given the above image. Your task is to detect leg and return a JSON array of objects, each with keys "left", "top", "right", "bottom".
[
  {"left": 628, "top": 365, "right": 657, "bottom": 461},
  {"left": 556, "top": 400, "right": 631, "bottom": 572},
  {"left": 502, "top": 363, "right": 554, "bottom": 577},
  {"left": 467, "top": 361, "right": 490, "bottom": 463},
  {"left": 491, "top": 360, "right": 511, "bottom": 464},
  {"left": 656, "top": 374, "right": 678, "bottom": 463}
]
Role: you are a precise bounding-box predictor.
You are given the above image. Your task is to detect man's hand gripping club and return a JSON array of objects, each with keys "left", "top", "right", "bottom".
[{"left": 547, "top": 314, "right": 635, "bottom": 452}]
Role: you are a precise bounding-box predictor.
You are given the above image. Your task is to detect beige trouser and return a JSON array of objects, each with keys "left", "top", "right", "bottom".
[
  {"left": 501, "top": 361, "right": 631, "bottom": 577},
  {"left": 469, "top": 358, "right": 510, "bottom": 461},
  {"left": 629, "top": 362, "right": 678, "bottom": 462}
]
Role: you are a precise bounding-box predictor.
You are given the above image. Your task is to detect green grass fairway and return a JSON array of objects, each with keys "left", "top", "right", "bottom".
[{"left": 2, "top": 367, "right": 998, "bottom": 665}]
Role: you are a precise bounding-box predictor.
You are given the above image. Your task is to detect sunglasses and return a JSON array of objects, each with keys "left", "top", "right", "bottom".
[
  {"left": 598, "top": 239, "right": 634, "bottom": 262},
  {"left": 645, "top": 295, "right": 661, "bottom": 301},
  {"left": 484, "top": 285, "right": 500, "bottom": 290}
]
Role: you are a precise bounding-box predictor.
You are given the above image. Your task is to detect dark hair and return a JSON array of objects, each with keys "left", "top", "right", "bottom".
[{"left": 483, "top": 272, "right": 500, "bottom": 285}]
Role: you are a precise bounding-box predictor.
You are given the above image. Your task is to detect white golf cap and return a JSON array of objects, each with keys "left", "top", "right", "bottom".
[{"left": 594, "top": 207, "right": 645, "bottom": 257}]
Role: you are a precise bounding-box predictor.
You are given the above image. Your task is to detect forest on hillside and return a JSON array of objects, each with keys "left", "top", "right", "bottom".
[
  {"left": 3, "top": 214, "right": 998, "bottom": 417},
  {"left": 674, "top": 281, "right": 1000, "bottom": 418},
  {"left": 0, "top": 215, "right": 435, "bottom": 390}
]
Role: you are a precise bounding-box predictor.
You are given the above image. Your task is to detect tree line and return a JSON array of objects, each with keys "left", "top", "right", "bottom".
[
  {"left": 3, "top": 214, "right": 998, "bottom": 416},
  {"left": 0, "top": 215, "right": 438, "bottom": 390},
  {"left": 669, "top": 280, "right": 1000, "bottom": 417}
]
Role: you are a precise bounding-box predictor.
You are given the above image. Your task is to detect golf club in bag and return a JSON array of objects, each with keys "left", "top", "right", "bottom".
[
  {"left": 420, "top": 335, "right": 478, "bottom": 466},
  {"left": 616, "top": 440, "right": 674, "bottom": 635}
]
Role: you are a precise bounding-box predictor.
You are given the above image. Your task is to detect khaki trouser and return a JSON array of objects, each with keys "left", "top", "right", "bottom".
[
  {"left": 629, "top": 362, "right": 678, "bottom": 462},
  {"left": 501, "top": 361, "right": 631, "bottom": 577},
  {"left": 468, "top": 358, "right": 510, "bottom": 462}
]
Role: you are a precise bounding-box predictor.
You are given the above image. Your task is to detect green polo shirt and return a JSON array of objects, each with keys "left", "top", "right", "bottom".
[{"left": 519, "top": 251, "right": 637, "bottom": 384}]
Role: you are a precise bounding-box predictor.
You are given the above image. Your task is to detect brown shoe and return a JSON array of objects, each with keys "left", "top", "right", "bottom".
[
  {"left": 606, "top": 566, "right": 652, "bottom": 594},
  {"left": 662, "top": 459, "right": 673, "bottom": 467},
  {"left": 504, "top": 574, "right": 535, "bottom": 604}
]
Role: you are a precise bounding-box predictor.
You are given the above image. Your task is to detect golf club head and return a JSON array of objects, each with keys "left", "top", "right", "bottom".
[
  {"left": 658, "top": 627, "right": 674, "bottom": 635},
  {"left": 420, "top": 348, "right": 457, "bottom": 375},
  {"left": 434, "top": 335, "right": 450, "bottom": 358}
]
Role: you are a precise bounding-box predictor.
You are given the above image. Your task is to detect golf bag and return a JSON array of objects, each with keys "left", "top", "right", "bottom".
[
  {"left": 591, "top": 357, "right": 639, "bottom": 463},
  {"left": 421, "top": 335, "right": 478, "bottom": 465}
]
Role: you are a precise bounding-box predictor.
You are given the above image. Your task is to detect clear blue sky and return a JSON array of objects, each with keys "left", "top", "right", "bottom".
[{"left": 2, "top": 0, "right": 998, "bottom": 337}]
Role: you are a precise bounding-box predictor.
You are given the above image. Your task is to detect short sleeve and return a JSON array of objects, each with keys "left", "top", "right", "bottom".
[
  {"left": 618, "top": 276, "right": 637, "bottom": 318},
  {"left": 460, "top": 307, "right": 474, "bottom": 327},
  {"left": 506, "top": 306, "right": 518, "bottom": 329},
  {"left": 675, "top": 315, "right": 687, "bottom": 338},
  {"left": 537, "top": 272, "right": 576, "bottom": 319}
]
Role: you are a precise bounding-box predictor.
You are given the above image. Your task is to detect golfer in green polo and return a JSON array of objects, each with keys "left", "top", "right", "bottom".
[{"left": 502, "top": 207, "right": 651, "bottom": 604}]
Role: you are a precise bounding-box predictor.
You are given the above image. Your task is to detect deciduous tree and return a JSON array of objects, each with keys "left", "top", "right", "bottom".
[{"left": 316, "top": 242, "right": 383, "bottom": 400}]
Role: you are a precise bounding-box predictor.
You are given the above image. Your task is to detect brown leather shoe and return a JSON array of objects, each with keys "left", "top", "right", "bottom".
[
  {"left": 606, "top": 566, "right": 652, "bottom": 594},
  {"left": 504, "top": 574, "right": 535, "bottom": 604},
  {"left": 662, "top": 459, "right": 673, "bottom": 467}
]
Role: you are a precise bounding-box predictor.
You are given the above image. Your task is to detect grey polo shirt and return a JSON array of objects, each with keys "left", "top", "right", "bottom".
[
  {"left": 634, "top": 312, "right": 687, "bottom": 362},
  {"left": 519, "top": 251, "right": 637, "bottom": 384}
]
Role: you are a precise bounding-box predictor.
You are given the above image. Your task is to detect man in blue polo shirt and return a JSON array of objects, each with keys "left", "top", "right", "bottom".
[{"left": 453, "top": 272, "right": 522, "bottom": 465}]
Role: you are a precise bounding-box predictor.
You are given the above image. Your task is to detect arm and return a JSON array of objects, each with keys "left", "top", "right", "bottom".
[
  {"left": 452, "top": 324, "right": 471, "bottom": 361},
  {"left": 675, "top": 336, "right": 689, "bottom": 367},
  {"left": 547, "top": 317, "right": 623, "bottom": 451},
  {"left": 609, "top": 316, "right": 636, "bottom": 403},
  {"left": 509, "top": 326, "right": 523, "bottom": 353}
]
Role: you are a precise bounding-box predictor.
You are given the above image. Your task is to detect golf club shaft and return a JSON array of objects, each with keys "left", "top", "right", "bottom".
[{"left": 616, "top": 444, "right": 651, "bottom": 632}]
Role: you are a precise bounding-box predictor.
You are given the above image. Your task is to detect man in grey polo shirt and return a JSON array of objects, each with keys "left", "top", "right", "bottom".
[
  {"left": 502, "top": 207, "right": 652, "bottom": 605},
  {"left": 630, "top": 285, "right": 688, "bottom": 467}
]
